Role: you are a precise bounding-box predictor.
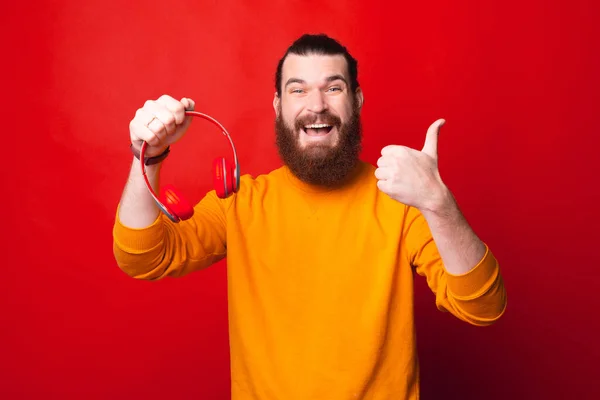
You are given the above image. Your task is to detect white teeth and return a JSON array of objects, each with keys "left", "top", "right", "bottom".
[{"left": 305, "top": 124, "right": 332, "bottom": 129}]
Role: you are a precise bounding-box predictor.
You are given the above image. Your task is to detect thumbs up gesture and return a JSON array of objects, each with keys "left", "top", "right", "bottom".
[{"left": 375, "top": 119, "right": 448, "bottom": 211}]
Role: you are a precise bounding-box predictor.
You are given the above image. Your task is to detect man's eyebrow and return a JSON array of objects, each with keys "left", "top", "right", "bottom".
[
  {"left": 285, "top": 78, "right": 306, "bottom": 88},
  {"left": 284, "top": 75, "right": 348, "bottom": 88},
  {"left": 325, "top": 74, "right": 348, "bottom": 85}
]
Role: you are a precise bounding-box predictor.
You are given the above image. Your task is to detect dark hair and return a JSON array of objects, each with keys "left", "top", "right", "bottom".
[{"left": 275, "top": 34, "right": 359, "bottom": 97}]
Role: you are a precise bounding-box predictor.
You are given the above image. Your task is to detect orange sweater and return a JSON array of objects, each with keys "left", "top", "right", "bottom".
[{"left": 113, "top": 160, "right": 506, "bottom": 400}]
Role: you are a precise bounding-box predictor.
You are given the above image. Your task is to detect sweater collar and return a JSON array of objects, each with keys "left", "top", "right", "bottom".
[{"left": 281, "top": 161, "right": 367, "bottom": 195}]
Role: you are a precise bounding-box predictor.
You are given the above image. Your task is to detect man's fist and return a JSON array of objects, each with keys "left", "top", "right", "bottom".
[
  {"left": 129, "top": 95, "right": 195, "bottom": 157},
  {"left": 375, "top": 119, "right": 447, "bottom": 211}
]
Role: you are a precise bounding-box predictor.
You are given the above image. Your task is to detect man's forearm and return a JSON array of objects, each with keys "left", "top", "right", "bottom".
[
  {"left": 117, "top": 157, "right": 163, "bottom": 228},
  {"left": 420, "top": 186, "right": 487, "bottom": 275}
]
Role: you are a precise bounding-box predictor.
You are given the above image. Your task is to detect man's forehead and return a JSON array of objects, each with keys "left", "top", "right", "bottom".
[{"left": 282, "top": 53, "right": 349, "bottom": 82}]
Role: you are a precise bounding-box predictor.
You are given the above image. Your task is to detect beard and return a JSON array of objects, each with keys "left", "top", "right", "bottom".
[{"left": 275, "top": 103, "right": 362, "bottom": 188}]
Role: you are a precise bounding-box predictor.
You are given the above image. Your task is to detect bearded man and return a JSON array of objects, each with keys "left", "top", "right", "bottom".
[{"left": 113, "top": 33, "right": 507, "bottom": 400}]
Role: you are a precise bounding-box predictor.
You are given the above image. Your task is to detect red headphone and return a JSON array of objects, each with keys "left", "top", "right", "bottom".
[{"left": 139, "top": 110, "right": 240, "bottom": 223}]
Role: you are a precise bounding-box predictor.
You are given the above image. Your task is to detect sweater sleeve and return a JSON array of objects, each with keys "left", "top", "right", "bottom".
[
  {"left": 112, "top": 190, "right": 228, "bottom": 280},
  {"left": 403, "top": 206, "right": 507, "bottom": 326}
]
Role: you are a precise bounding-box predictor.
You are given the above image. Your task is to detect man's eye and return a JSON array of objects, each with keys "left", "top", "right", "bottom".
[
  {"left": 327, "top": 87, "right": 341, "bottom": 92},
  {"left": 291, "top": 89, "right": 304, "bottom": 94}
]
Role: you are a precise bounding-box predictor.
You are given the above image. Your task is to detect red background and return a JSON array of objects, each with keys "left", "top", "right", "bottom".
[{"left": 3, "top": 1, "right": 599, "bottom": 399}]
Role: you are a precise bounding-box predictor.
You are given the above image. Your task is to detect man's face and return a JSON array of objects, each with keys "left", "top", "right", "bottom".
[{"left": 274, "top": 53, "right": 364, "bottom": 187}]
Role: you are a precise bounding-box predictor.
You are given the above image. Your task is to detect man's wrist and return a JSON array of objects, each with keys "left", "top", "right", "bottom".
[
  {"left": 130, "top": 144, "right": 170, "bottom": 165},
  {"left": 420, "top": 185, "right": 457, "bottom": 219}
]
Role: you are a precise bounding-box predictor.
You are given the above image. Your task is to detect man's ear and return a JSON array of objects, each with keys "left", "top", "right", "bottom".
[
  {"left": 355, "top": 87, "right": 364, "bottom": 111},
  {"left": 273, "top": 92, "right": 280, "bottom": 117}
]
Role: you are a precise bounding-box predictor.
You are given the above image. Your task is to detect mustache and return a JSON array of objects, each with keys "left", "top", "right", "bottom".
[{"left": 293, "top": 112, "right": 342, "bottom": 131}]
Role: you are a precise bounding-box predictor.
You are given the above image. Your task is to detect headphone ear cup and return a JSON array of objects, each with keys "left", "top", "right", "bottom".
[
  {"left": 213, "top": 157, "right": 235, "bottom": 198},
  {"left": 224, "top": 158, "right": 236, "bottom": 194},
  {"left": 160, "top": 184, "right": 194, "bottom": 221},
  {"left": 233, "top": 160, "right": 240, "bottom": 193},
  {"left": 213, "top": 157, "right": 226, "bottom": 198}
]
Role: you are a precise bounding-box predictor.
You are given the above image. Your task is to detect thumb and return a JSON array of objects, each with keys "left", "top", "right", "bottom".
[
  {"left": 181, "top": 97, "right": 195, "bottom": 113},
  {"left": 180, "top": 97, "right": 195, "bottom": 129},
  {"left": 422, "top": 118, "right": 445, "bottom": 158}
]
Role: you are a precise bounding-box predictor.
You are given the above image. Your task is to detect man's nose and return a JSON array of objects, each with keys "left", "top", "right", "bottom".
[{"left": 306, "top": 90, "right": 327, "bottom": 113}]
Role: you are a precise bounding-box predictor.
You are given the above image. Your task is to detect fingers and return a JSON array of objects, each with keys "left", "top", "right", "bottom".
[
  {"left": 376, "top": 179, "right": 391, "bottom": 193},
  {"left": 374, "top": 166, "right": 391, "bottom": 180},
  {"left": 155, "top": 94, "right": 188, "bottom": 126},
  {"left": 381, "top": 144, "right": 413, "bottom": 158},
  {"left": 181, "top": 97, "right": 195, "bottom": 112},
  {"left": 130, "top": 95, "right": 195, "bottom": 150},
  {"left": 381, "top": 145, "right": 397, "bottom": 157},
  {"left": 131, "top": 107, "right": 165, "bottom": 148},
  {"left": 179, "top": 97, "right": 196, "bottom": 131},
  {"left": 144, "top": 99, "right": 176, "bottom": 136},
  {"left": 377, "top": 155, "right": 394, "bottom": 167}
]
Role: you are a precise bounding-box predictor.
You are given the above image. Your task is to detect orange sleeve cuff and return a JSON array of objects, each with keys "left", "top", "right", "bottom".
[
  {"left": 112, "top": 207, "right": 166, "bottom": 253},
  {"left": 445, "top": 244, "right": 500, "bottom": 299}
]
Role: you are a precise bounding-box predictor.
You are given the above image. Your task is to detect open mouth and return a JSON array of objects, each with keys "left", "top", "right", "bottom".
[{"left": 302, "top": 123, "right": 334, "bottom": 137}]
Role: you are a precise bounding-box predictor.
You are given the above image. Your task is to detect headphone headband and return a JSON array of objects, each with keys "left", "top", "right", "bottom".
[{"left": 140, "top": 110, "right": 239, "bottom": 222}]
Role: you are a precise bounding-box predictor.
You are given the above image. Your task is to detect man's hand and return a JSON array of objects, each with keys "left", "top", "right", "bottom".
[
  {"left": 129, "top": 95, "right": 196, "bottom": 157},
  {"left": 375, "top": 119, "right": 448, "bottom": 212},
  {"left": 376, "top": 119, "right": 492, "bottom": 278}
]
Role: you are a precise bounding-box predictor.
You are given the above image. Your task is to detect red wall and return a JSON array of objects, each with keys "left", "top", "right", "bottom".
[{"left": 3, "top": 1, "right": 599, "bottom": 399}]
